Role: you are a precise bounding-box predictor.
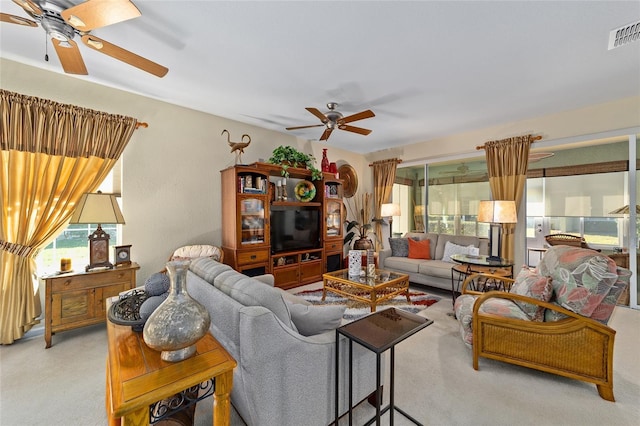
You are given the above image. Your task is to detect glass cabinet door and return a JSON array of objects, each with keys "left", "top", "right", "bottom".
[
  {"left": 240, "top": 197, "right": 266, "bottom": 245},
  {"left": 325, "top": 199, "right": 343, "bottom": 239}
]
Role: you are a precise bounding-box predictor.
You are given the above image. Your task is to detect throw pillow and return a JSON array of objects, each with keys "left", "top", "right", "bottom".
[
  {"left": 510, "top": 267, "right": 553, "bottom": 321},
  {"left": 388, "top": 238, "right": 409, "bottom": 257},
  {"left": 407, "top": 238, "right": 431, "bottom": 259},
  {"left": 286, "top": 302, "right": 346, "bottom": 336},
  {"left": 441, "top": 241, "right": 479, "bottom": 263}
]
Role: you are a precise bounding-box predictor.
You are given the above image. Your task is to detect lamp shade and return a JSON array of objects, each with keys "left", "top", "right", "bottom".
[
  {"left": 381, "top": 203, "right": 401, "bottom": 217},
  {"left": 69, "top": 192, "right": 125, "bottom": 224},
  {"left": 477, "top": 200, "right": 517, "bottom": 224}
]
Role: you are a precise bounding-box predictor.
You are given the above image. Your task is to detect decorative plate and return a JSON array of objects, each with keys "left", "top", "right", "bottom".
[
  {"left": 338, "top": 164, "right": 358, "bottom": 198},
  {"left": 294, "top": 180, "right": 316, "bottom": 202}
]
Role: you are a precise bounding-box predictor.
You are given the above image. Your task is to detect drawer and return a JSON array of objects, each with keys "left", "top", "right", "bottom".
[
  {"left": 324, "top": 241, "right": 341, "bottom": 252},
  {"left": 50, "top": 269, "right": 134, "bottom": 292},
  {"left": 237, "top": 250, "right": 269, "bottom": 265}
]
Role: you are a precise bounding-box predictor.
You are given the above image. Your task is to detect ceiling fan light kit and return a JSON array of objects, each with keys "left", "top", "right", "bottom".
[
  {"left": 286, "top": 102, "right": 375, "bottom": 142},
  {"left": 1, "top": 0, "right": 168, "bottom": 77}
]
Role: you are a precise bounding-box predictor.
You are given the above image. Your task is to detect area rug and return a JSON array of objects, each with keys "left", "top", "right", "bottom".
[{"left": 294, "top": 289, "right": 441, "bottom": 322}]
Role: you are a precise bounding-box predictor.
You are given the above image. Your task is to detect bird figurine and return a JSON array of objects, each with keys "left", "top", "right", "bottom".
[{"left": 222, "top": 129, "right": 251, "bottom": 164}]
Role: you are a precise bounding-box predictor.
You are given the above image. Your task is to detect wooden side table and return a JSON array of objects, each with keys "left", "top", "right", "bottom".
[
  {"left": 106, "top": 318, "right": 237, "bottom": 426},
  {"left": 43, "top": 262, "right": 139, "bottom": 348}
]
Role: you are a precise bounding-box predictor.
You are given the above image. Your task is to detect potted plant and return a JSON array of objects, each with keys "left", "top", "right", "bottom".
[
  {"left": 267, "top": 145, "right": 323, "bottom": 181},
  {"left": 344, "top": 192, "right": 378, "bottom": 250}
]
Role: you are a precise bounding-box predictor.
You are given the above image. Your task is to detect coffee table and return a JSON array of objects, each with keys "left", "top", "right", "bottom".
[{"left": 322, "top": 269, "right": 410, "bottom": 312}]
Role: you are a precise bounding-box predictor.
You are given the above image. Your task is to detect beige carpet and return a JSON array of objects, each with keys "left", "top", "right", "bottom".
[{"left": 1, "top": 283, "right": 639, "bottom": 425}]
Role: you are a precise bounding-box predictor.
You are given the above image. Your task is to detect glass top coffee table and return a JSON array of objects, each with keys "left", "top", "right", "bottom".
[{"left": 322, "top": 269, "right": 410, "bottom": 312}]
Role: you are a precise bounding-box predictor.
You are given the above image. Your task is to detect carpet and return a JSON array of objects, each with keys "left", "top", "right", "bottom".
[{"left": 294, "top": 289, "right": 441, "bottom": 321}]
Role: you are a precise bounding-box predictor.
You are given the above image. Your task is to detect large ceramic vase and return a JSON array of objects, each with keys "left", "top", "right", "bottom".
[
  {"left": 143, "top": 260, "right": 210, "bottom": 362},
  {"left": 353, "top": 237, "right": 374, "bottom": 251}
]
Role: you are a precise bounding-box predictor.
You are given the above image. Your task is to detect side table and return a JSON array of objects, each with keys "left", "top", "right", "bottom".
[
  {"left": 335, "top": 308, "right": 433, "bottom": 425},
  {"left": 450, "top": 254, "right": 513, "bottom": 305},
  {"left": 106, "top": 317, "right": 237, "bottom": 426},
  {"left": 43, "top": 262, "right": 139, "bottom": 348}
]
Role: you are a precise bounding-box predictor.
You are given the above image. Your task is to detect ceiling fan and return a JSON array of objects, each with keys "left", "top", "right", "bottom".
[
  {"left": 0, "top": 0, "right": 168, "bottom": 77},
  {"left": 285, "top": 102, "right": 375, "bottom": 142}
]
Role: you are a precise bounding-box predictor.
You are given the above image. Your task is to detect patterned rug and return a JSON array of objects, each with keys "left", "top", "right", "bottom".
[{"left": 294, "top": 289, "right": 441, "bottom": 322}]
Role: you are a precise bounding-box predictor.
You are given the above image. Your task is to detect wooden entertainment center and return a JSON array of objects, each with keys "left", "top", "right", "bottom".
[{"left": 221, "top": 162, "right": 345, "bottom": 289}]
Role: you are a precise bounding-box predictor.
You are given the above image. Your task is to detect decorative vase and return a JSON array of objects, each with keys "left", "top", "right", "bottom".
[
  {"left": 321, "top": 148, "right": 330, "bottom": 172},
  {"left": 353, "top": 237, "right": 374, "bottom": 251},
  {"left": 143, "top": 260, "right": 211, "bottom": 362},
  {"left": 348, "top": 250, "right": 362, "bottom": 276}
]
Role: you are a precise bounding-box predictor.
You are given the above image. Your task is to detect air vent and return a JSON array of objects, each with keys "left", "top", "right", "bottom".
[{"left": 608, "top": 20, "right": 640, "bottom": 50}]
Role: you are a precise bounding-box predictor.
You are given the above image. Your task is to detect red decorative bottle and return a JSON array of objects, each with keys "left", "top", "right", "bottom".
[{"left": 321, "top": 148, "right": 330, "bottom": 172}]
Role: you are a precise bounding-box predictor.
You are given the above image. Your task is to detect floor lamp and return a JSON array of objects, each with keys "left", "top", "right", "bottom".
[
  {"left": 381, "top": 203, "right": 401, "bottom": 238},
  {"left": 478, "top": 200, "right": 517, "bottom": 262}
]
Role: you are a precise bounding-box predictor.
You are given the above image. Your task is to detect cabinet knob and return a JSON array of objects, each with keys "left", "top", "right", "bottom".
[{"left": 251, "top": 255, "right": 256, "bottom": 260}]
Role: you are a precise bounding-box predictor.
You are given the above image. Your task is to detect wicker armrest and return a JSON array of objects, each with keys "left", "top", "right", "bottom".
[
  {"left": 460, "top": 273, "right": 515, "bottom": 296},
  {"left": 472, "top": 291, "right": 608, "bottom": 327}
]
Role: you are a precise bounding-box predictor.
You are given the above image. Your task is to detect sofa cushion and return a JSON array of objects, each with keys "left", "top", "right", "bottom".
[
  {"left": 214, "top": 274, "right": 296, "bottom": 331},
  {"left": 408, "top": 238, "right": 431, "bottom": 259},
  {"left": 435, "top": 235, "right": 480, "bottom": 260},
  {"left": 384, "top": 256, "right": 423, "bottom": 273},
  {"left": 418, "top": 259, "right": 455, "bottom": 279},
  {"left": 189, "top": 257, "right": 233, "bottom": 284},
  {"left": 388, "top": 238, "right": 409, "bottom": 257},
  {"left": 286, "top": 302, "right": 346, "bottom": 336},
  {"left": 441, "top": 241, "right": 480, "bottom": 263},
  {"left": 510, "top": 267, "right": 553, "bottom": 321},
  {"left": 538, "top": 246, "right": 619, "bottom": 317}
]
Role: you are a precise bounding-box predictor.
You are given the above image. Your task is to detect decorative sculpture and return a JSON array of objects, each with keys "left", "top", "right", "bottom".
[{"left": 222, "top": 129, "right": 251, "bottom": 164}]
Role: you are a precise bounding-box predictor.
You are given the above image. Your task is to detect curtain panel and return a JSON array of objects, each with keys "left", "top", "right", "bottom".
[
  {"left": 483, "top": 135, "right": 533, "bottom": 260},
  {"left": 0, "top": 89, "right": 137, "bottom": 344},
  {"left": 371, "top": 158, "right": 401, "bottom": 250}
]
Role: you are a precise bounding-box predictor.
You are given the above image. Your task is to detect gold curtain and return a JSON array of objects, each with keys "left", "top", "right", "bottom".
[
  {"left": 483, "top": 135, "right": 533, "bottom": 260},
  {"left": 371, "top": 158, "right": 401, "bottom": 250},
  {"left": 0, "top": 90, "right": 137, "bottom": 344}
]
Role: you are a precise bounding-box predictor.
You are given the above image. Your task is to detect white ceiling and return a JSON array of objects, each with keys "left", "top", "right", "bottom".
[{"left": 1, "top": 1, "right": 639, "bottom": 154}]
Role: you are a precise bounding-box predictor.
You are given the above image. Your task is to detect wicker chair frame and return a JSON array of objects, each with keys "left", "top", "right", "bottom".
[{"left": 461, "top": 274, "right": 617, "bottom": 401}]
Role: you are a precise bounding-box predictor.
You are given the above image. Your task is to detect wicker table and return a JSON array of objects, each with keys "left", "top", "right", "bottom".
[{"left": 322, "top": 268, "right": 410, "bottom": 312}]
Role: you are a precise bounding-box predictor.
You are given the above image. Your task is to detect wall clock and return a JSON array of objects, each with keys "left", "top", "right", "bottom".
[{"left": 115, "top": 245, "right": 132, "bottom": 267}]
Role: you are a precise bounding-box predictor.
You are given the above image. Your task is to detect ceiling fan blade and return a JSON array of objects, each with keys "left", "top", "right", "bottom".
[
  {"left": 319, "top": 128, "right": 333, "bottom": 141},
  {"left": 306, "top": 107, "right": 327, "bottom": 122},
  {"left": 0, "top": 12, "right": 37, "bottom": 27},
  {"left": 11, "top": 0, "right": 42, "bottom": 16},
  {"left": 339, "top": 124, "right": 372, "bottom": 136},
  {"left": 62, "top": 0, "right": 141, "bottom": 31},
  {"left": 52, "top": 39, "right": 88, "bottom": 75},
  {"left": 286, "top": 124, "right": 324, "bottom": 130},
  {"left": 81, "top": 35, "right": 168, "bottom": 77},
  {"left": 340, "top": 109, "right": 375, "bottom": 124}
]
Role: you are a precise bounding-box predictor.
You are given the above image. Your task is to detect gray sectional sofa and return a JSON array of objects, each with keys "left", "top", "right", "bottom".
[
  {"left": 185, "top": 257, "right": 379, "bottom": 426},
  {"left": 378, "top": 232, "right": 489, "bottom": 291}
]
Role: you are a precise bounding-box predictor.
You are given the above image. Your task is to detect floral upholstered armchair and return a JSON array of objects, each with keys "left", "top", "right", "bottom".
[{"left": 454, "top": 245, "right": 631, "bottom": 401}]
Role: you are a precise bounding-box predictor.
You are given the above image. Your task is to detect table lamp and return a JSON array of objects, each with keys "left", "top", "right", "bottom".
[
  {"left": 69, "top": 191, "right": 125, "bottom": 271},
  {"left": 381, "top": 203, "right": 401, "bottom": 237},
  {"left": 477, "top": 200, "right": 517, "bottom": 261}
]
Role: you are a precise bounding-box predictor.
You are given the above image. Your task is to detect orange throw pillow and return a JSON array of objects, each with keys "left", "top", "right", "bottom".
[{"left": 408, "top": 238, "right": 431, "bottom": 259}]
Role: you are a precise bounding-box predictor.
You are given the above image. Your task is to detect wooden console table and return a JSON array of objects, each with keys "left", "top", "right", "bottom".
[{"left": 106, "top": 318, "right": 236, "bottom": 426}]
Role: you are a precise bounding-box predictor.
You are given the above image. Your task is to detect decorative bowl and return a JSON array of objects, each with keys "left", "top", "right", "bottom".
[
  {"left": 107, "top": 288, "right": 149, "bottom": 332},
  {"left": 294, "top": 180, "right": 316, "bottom": 202}
]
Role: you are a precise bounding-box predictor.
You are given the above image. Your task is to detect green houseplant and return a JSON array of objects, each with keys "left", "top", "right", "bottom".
[
  {"left": 267, "top": 145, "right": 323, "bottom": 181},
  {"left": 344, "top": 192, "right": 379, "bottom": 250}
]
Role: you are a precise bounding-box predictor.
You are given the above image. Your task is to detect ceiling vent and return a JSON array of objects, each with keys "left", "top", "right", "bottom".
[{"left": 608, "top": 20, "right": 640, "bottom": 50}]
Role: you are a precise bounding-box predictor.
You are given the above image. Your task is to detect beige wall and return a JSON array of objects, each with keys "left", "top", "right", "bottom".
[{"left": 2, "top": 58, "right": 639, "bottom": 278}]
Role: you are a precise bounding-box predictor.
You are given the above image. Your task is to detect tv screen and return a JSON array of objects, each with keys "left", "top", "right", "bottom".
[{"left": 270, "top": 207, "right": 320, "bottom": 253}]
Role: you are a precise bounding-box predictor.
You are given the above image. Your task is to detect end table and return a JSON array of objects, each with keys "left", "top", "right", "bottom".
[{"left": 335, "top": 308, "right": 433, "bottom": 425}]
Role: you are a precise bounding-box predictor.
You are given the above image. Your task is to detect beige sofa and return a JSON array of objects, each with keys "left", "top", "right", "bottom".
[{"left": 378, "top": 232, "right": 489, "bottom": 291}]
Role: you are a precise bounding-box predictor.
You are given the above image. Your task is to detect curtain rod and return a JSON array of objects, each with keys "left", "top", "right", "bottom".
[
  {"left": 369, "top": 158, "right": 403, "bottom": 166},
  {"left": 476, "top": 135, "right": 542, "bottom": 150}
]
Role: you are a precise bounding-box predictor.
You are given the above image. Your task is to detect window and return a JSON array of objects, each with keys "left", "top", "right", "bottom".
[{"left": 36, "top": 162, "right": 122, "bottom": 274}]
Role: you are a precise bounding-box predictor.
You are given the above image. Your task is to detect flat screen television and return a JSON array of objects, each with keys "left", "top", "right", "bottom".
[{"left": 270, "top": 206, "right": 321, "bottom": 254}]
